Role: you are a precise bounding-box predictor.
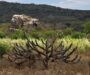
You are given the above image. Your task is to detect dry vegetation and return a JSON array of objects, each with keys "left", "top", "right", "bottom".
[
  {"left": 0, "top": 37, "right": 90, "bottom": 75},
  {"left": 0, "top": 53, "right": 90, "bottom": 75},
  {"left": 0, "top": 28, "right": 90, "bottom": 75}
]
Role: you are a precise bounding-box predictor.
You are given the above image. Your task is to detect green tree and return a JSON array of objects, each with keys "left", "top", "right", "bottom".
[{"left": 83, "top": 21, "right": 90, "bottom": 34}]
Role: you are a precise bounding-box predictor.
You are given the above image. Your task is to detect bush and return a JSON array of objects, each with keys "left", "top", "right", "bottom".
[
  {"left": 29, "top": 29, "right": 42, "bottom": 39},
  {"left": 0, "top": 44, "right": 8, "bottom": 58},
  {"left": 30, "top": 29, "right": 58, "bottom": 39},
  {"left": 9, "top": 30, "right": 26, "bottom": 39},
  {"left": 62, "top": 28, "right": 74, "bottom": 36},
  {"left": 57, "top": 31, "right": 64, "bottom": 38},
  {"left": 30, "top": 31, "right": 41, "bottom": 39},
  {"left": 0, "top": 31, "right": 6, "bottom": 38},
  {"left": 43, "top": 30, "right": 57, "bottom": 38},
  {"left": 71, "top": 32, "right": 86, "bottom": 38},
  {"left": 83, "top": 21, "right": 90, "bottom": 34}
]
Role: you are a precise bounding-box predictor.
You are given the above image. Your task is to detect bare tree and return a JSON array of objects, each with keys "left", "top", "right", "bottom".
[{"left": 8, "top": 36, "right": 81, "bottom": 69}]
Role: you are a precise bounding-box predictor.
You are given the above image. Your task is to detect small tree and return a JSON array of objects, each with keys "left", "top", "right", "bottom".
[
  {"left": 8, "top": 35, "right": 81, "bottom": 69},
  {"left": 83, "top": 21, "right": 90, "bottom": 34}
]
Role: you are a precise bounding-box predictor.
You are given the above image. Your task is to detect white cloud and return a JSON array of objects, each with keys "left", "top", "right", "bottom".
[
  {"left": 53, "top": 0, "right": 90, "bottom": 10},
  {"left": 67, "top": 0, "right": 90, "bottom": 4}
]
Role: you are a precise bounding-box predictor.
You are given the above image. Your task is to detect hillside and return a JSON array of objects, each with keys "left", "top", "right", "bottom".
[{"left": 0, "top": 1, "right": 90, "bottom": 30}]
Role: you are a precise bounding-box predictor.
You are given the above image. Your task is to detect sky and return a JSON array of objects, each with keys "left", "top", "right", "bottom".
[{"left": 0, "top": 0, "right": 90, "bottom": 10}]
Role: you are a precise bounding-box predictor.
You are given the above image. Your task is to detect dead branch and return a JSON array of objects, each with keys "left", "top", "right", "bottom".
[{"left": 8, "top": 36, "right": 81, "bottom": 69}]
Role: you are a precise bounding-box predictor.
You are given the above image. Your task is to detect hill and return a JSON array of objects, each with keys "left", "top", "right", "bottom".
[{"left": 0, "top": 1, "right": 90, "bottom": 30}]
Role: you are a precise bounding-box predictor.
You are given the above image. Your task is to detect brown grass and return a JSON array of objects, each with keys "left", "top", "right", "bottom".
[{"left": 0, "top": 51, "right": 90, "bottom": 75}]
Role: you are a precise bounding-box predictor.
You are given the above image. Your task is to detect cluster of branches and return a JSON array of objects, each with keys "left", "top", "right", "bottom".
[{"left": 8, "top": 37, "right": 81, "bottom": 69}]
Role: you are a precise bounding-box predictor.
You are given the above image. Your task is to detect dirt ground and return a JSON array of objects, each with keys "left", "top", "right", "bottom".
[{"left": 0, "top": 51, "right": 90, "bottom": 75}]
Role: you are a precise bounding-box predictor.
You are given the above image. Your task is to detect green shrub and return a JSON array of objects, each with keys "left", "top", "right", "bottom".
[
  {"left": 62, "top": 28, "right": 74, "bottom": 36},
  {"left": 43, "top": 30, "right": 56, "bottom": 38},
  {"left": 9, "top": 30, "right": 26, "bottom": 39},
  {"left": 71, "top": 32, "right": 86, "bottom": 38},
  {"left": 30, "top": 29, "right": 58, "bottom": 39},
  {"left": 57, "top": 31, "right": 64, "bottom": 38},
  {"left": 83, "top": 21, "right": 90, "bottom": 34},
  {"left": 30, "top": 29, "right": 46, "bottom": 39},
  {"left": 0, "top": 31, "right": 6, "bottom": 38},
  {"left": 60, "top": 28, "right": 86, "bottom": 38},
  {"left": 30, "top": 31, "right": 41, "bottom": 39},
  {"left": 0, "top": 44, "right": 8, "bottom": 58}
]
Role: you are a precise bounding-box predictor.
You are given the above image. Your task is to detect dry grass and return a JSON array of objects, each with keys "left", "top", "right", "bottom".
[{"left": 0, "top": 51, "right": 90, "bottom": 75}]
